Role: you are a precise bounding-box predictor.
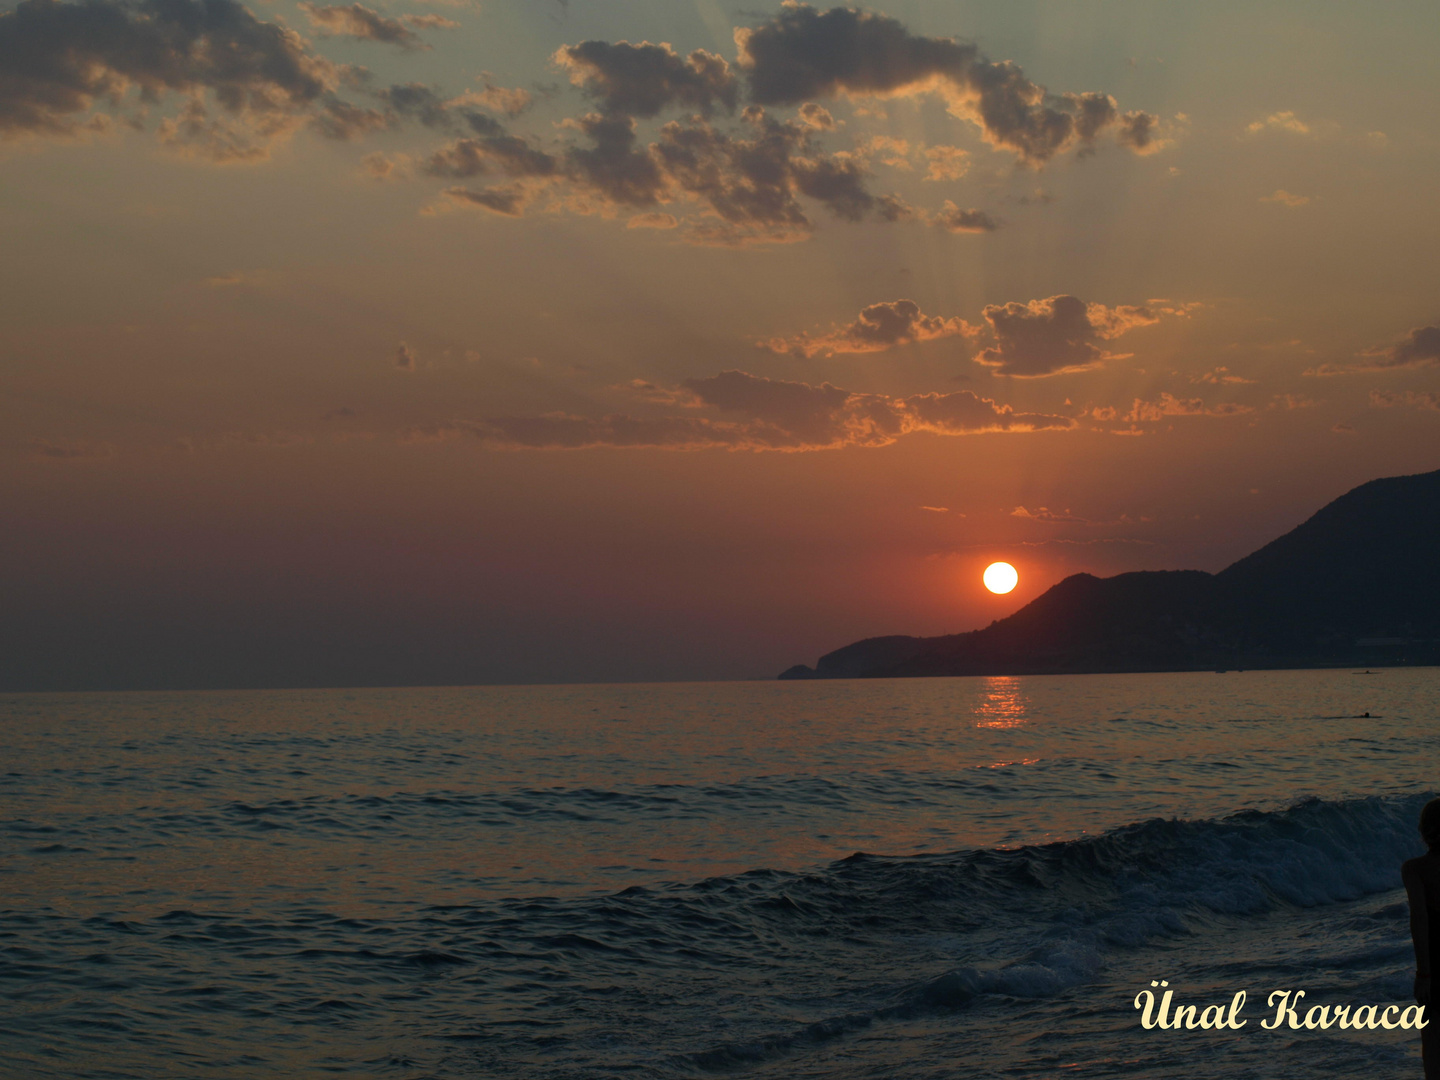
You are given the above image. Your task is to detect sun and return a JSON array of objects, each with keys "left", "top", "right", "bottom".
[{"left": 983, "top": 561, "right": 1018, "bottom": 594}]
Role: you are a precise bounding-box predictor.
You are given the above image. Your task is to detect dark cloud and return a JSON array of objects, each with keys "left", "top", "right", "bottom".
[
  {"left": 652, "top": 109, "right": 905, "bottom": 237},
  {"left": 1306, "top": 325, "right": 1440, "bottom": 376},
  {"left": 762, "top": 298, "right": 976, "bottom": 357},
  {"left": 554, "top": 39, "right": 737, "bottom": 117},
  {"left": 974, "top": 295, "right": 1164, "bottom": 377},
  {"left": 442, "top": 183, "right": 528, "bottom": 216},
  {"left": 791, "top": 150, "right": 903, "bottom": 221},
  {"left": 312, "top": 96, "right": 391, "bottom": 140},
  {"left": 465, "top": 369, "right": 1073, "bottom": 451},
  {"left": 423, "top": 116, "right": 559, "bottom": 182},
  {"left": 395, "top": 342, "right": 416, "bottom": 370},
  {"left": 1116, "top": 110, "right": 1160, "bottom": 153},
  {"left": 412, "top": 7, "right": 1153, "bottom": 239},
  {"left": 0, "top": 0, "right": 337, "bottom": 154},
  {"left": 655, "top": 112, "right": 833, "bottom": 228},
  {"left": 564, "top": 112, "right": 667, "bottom": 207},
  {"left": 682, "top": 369, "right": 859, "bottom": 446},
  {"left": 429, "top": 108, "right": 906, "bottom": 242},
  {"left": 734, "top": 4, "right": 1157, "bottom": 164},
  {"left": 1066, "top": 91, "right": 1117, "bottom": 142},
  {"left": 299, "top": 3, "right": 421, "bottom": 49},
  {"left": 1362, "top": 325, "right": 1440, "bottom": 369},
  {"left": 381, "top": 83, "right": 455, "bottom": 129}
]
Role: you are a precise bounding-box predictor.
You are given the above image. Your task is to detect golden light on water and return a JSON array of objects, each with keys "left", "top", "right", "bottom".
[{"left": 983, "top": 561, "right": 1019, "bottom": 594}]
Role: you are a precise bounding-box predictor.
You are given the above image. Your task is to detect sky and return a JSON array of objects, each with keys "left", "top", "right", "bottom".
[{"left": 2, "top": 0, "right": 1438, "bottom": 691}]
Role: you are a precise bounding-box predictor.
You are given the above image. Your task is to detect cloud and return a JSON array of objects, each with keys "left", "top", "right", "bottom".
[
  {"left": 441, "top": 183, "right": 530, "bottom": 215},
  {"left": 761, "top": 298, "right": 977, "bottom": 357},
  {"left": 922, "top": 144, "right": 968, "bottom": 180},
  {"left": 563, "top": 112, "right": 669, "bottom": 208},
  {"left": 650, "top": 109, "right": 912, "bottom": 231},
  {"left": 299, "top": 3, "right": 422, "bottom": 49},
  {"left": 395, "top": 342, "right": 417, "bottom": 370},
  {"left": 405, "top": 8, "right": 1147, "bottom": 242},
  {"left": 1269, "top": 393, "right": 1316, "bottom": 410},
  {"left": 1116, "top": 110, "right": 1166, "bottom": 154},
  {"left": 427, "top": 107, "right": 912, "bottom": 242},
  {"left": 157, "top": 98, "right": 303, "bottom": 162},
  {"left": 361, "top": 150, "right": 409, "bottom": 179},
  {"left": 760, "top": 292, "right": 1188, "bottom": 373},
  {"left": 856, "top": 134, "right": 910, "bottom": 168},
  {"left": 1261, "top": 189, "right": 1310, "bottom": 208},
  {"left": 405, "top": 13, "right": 459, "bottom": 30},
  {"left": 1370, "top": 389, "right": 1439, "bottom": 411},
  {"left": 1246, "top": 110, "right": 1310, "bottom": 136},
  {"left": 381, "top": 82, "right": 534, "bottom": 134},
  {"left": 424, "top": 129, "right": 560, "bottom": 180},
  {"left": 379, "top": 83, "right": 454, "bottom": 129},
  {"left": 554, "top": 39, "right": 738, "bottom": 118},
  {"left": 1193, "top": 366, "right": 1254, "bottom": 385},
  {"left": 974, "top": 295, "right": 1170, "bottom": 377},
  {"left": 0, "top": 0, "right": 346, "bottom": 158},
  {"left": 1124, "top": 393, "right": 1252, "bottom": 422},
  {"left": 448, "top": 81, "right": 532, "bottom": 117},
  {"left": 1360, "top": 325, "right": 1440, "bottom": 370},
  {"left": 1011, "top": 506, "right": 1089, "bottom": 522},
  {"left": 733, "top": 4, "right": 1159, "bottom": 165},
  {"left": 931, "top": 200, "right": 999, "bottom": 233},
  {"left": 796, "top": 102, "right": 835, "bottom": 129},
  {"left": 385, "top": 8, "right": 1149, "bottom": 243},
  {"left": 312, "top": 97, "right": 391, "bottom": 141},
  {"left": 462, "top": 369, "right": 1073, "bottom": 451},
  {"left": 1307, "top": 325, "right": 1440, "bottom": 375}
]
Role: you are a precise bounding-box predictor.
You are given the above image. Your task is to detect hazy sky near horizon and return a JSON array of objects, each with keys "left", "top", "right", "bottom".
[{"left": 2, "top": 0, "right": 1438, "bottom": 689}]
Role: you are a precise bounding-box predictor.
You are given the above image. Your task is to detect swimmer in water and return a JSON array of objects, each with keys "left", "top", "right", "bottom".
[{"left": 1402, "top": 798, "right": 1440, "bottom": 1078}]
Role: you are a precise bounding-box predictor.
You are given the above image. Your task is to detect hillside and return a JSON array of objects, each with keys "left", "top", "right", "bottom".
[{"left": 779, "top": 468, "right": 1440, "bottom": 679}]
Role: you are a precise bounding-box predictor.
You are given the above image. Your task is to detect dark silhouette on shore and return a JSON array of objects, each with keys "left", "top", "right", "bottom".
[
  {"left": 1402, "top": 798, "right": 1440, "bottom": 1079},
  {"left": 781, "top": 468, "right": 1440, "bottom": 679}
]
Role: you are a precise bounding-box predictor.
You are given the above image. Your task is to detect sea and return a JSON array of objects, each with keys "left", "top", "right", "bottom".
[{"left": 1, "top": 669, "right": 1436, "bottom": 1079}]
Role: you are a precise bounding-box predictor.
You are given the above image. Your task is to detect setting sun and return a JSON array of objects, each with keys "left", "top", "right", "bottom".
[{"left": 983, "top": 562, "right": 1019, "bottom": 595}]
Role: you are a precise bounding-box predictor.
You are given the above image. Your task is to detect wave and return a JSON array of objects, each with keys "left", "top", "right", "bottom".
[
  {"left": 657, "top": 792, "right": 1431, "bottom": 1071},
  {"left": 4, "top": 793, "right": 1428, "bottom": 1079}
]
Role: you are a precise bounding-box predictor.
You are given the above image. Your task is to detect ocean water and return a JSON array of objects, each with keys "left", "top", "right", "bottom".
[{"left": 1, "top": 669, "right": 1436, "bottom": 1079}]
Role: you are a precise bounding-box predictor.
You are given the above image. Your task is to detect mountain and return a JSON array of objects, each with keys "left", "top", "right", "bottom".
[{"left": 779, "top": 468, "right": 1440, "bottom": 679}]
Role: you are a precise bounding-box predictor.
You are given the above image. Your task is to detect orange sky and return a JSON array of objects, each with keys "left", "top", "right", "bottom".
[{"left": 2, "top": 0, "right": 1437, "bottom": 689}]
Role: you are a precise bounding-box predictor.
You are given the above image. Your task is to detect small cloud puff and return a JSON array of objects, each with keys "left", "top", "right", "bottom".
[
  {"left": 1261, "top": 189, "right": 1310, "bottom": 208},
  {"left": 1246, "top": 110, "right": 1311, "bottom": 136}
]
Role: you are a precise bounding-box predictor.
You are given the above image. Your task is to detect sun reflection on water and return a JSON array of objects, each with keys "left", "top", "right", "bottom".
[{"left": 974, "top": 676, "right": 1029, "bottom": 728}]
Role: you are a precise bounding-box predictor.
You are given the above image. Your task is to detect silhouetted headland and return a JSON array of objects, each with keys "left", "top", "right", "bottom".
[{"left": 780, "top": 468, "right": 1440, "bottom": 679}]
